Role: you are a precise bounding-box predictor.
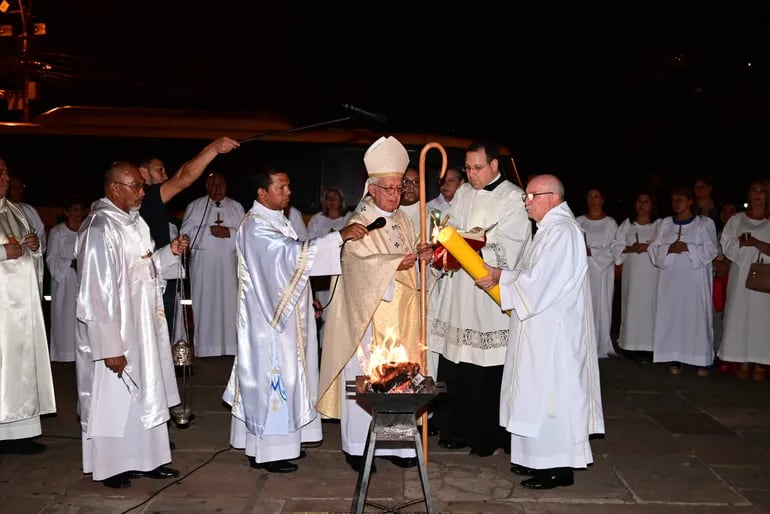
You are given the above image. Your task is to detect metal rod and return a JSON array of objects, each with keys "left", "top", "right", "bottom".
[
  {"left": 418, "top": 142, "right": 447, "bottom": 465},
  {"left": 236, "top": 115, "right": 354, "bottom": 144}
]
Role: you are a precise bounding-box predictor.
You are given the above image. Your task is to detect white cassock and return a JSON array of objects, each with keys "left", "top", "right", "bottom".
[
  {"left": 426, "top": 193, "right": 451, "bottom": 216},
  {"left": 46, "top": 222, "right": 80, "bottom": 362},
  {"left": 306, "top": 210, "right": 352, "bottom": 347},
  {"left": 577, "top": 215, "right": 618, "bottom": 358},
  {"left": 498, "top": 202, "right": 604, "bottom": 470},
  {"left": 0, "top": 197, "right": 56, "bottom": 441},
  {"left": 181, "top": 196, "right": 245, "bottom": 357},
  {"left": 648, "top": 215, "right": 717, "bottom": 367},
  {"left": 610, "top": 219, "right": 661, "bottom": 352},
  {"left": 717, "top": 213, "right": 770, "bottom": 364},
  {"left": 18, "top": 202, "right": 47, "bottom": 253},
  {"left": 286, "top": 206, "right": 309, "bottom": 241},
  {"left": 223, "top": 201, "right": 342, "bottom": 464},
  {"left": 75, "top": 198, "right": 181, "bottom": 481},
  {"left": 424, "top": 193, "right": 451, "bottom": 376}
]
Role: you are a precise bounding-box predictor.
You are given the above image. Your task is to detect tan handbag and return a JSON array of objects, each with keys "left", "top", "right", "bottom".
[{"left": 746, "top": 252, "right": 770, "bottom": 293}]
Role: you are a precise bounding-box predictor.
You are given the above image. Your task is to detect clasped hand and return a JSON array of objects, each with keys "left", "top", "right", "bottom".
[
  {"left": 397, "top": 243, "right": 433, "bottom": 270},
  {"left": 475, "top": 262, "right": 502, "bottom": 291},
  {"left": 171, "top": 234, "right": 190, "bottom": 255}
]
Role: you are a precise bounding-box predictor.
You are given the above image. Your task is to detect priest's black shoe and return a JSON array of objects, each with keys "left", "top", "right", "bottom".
[
  {"left": 248, "top": 457, "right": 298, "bottom": 473},
  {"left": 382, "top": 455, "right": 418, "bottom": 468},
  {"left": 520, "top": 468, "right": 574, "bottom": 489},
  {"left": 344, "top": 452, "right": 376, "bottom": 473},
  {"left": 301, "top": 440, "right": 322, "bottom": 449},
  {"left": 129, "top": 466, "right": 180, "bottom": 479},
  {"left": 290, "top": 450, "right": 307, "bottom": 460},
  {"left": 102, "top": 472, "right": 131, "bottom": 489},
  {"left": 510, "top": 463, "right": 537, "bottom": 476},
  {"left": 437, "top": 438, "right": 467, "bottom": 450},
  {"left": 0, "top": 438, "right": 46, "bottom": 455}
]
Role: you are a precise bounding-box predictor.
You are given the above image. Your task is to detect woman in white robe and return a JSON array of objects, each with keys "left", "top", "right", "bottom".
[
  {"left": 611, "top": 192, "right": 660, "bottom": 358},
  {"left": 577, "top": 188, "right": 618, "bottom": 358},
  {"left": 717, "top": 179, "right": 770, "bottom": 381}
]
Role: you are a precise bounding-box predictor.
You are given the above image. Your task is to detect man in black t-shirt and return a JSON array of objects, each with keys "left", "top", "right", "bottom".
[{"left": 138, "top": 137, "right": 240, "bottom": 336}]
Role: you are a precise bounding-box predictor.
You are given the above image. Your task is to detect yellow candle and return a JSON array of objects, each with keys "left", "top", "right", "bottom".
[{"left": 437, "top": 225, "right": 507, "bottom": 312}]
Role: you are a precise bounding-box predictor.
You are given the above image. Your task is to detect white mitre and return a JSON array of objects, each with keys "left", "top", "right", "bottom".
[{"left": 364, "top": 136, "right": 409, "bottom": 178}]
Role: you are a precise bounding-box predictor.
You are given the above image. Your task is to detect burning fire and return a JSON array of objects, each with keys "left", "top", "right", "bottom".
[{"left": 358, "top": 326, "right": 410, "bottom": 382}]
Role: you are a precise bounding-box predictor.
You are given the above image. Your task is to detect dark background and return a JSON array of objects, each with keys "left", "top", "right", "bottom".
[{"left": 1, "top": 2, "right": 769, "bottom": 217}]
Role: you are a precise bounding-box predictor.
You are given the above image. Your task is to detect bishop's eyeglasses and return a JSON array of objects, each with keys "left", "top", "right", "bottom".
[
  {"left": 521, "top": 191, "right": 554, "bottom": 201},
  {"left": 371, "top": 184, "right": 404, "bottom": 195}
]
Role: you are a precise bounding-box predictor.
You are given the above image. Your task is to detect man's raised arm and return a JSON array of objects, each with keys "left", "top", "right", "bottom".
[{"left": 160, "top": 137, "right": 240, "bottom": 204}]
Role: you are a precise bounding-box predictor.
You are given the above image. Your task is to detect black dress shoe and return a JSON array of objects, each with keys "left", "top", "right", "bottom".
[
  {"left": 382, "top": 456, "right": 418, "bottom": 468},
  {"left": 290, "top": 450, "right": 307, "bottom": 460},
  {"left": 510, "top": 463, "right": 537, "bottom": 476},
  {"left": 301, "top": 440, "right": 322, "bottom": 449},
  {"left": 471, "top": 447, "right": 497, "bottom": 457},
  {"left": 102, "top": 472, "right": 131, "bottom": 489},
  {"left": 247, "top": 457, "right": 298, "bottom": 473},
  {"left": 0, "top": 438, "right": 46, "bottom": 455},
  {"left": 129, "top": 466, "right": 180, "bottom": 479},
  {"left": 520, "top": 468, "right": 574, "bottom": 489},
  {"left": 437, "top": 439, "right": 467, "bottom": 450},
  {"left": 344, "top": 452, "right": 376, "bottom": 474}
]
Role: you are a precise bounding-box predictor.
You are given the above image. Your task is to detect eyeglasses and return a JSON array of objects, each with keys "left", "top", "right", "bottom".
[
  {"left": 114, "top": 181, "right": 146, "bottom": 193},
  {"left": 402, "top": 179, "right": 419, "bottom": 188},
  {"left": 463, "top": 164, "right": 488, "bottom": 173},
  {"left": 522, "top": 191, "right": 555, "bottom": 201},
  {"left": 372, "top": 184, "right": 404, "bottom": 195}
]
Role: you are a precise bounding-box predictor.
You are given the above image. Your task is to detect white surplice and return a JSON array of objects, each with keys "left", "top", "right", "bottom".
[
  {"left": 717, "top": 213, "right": 770, "bottom": 365},
  {"left": 499, "top": 202, "right": 604, "bottom": 470},
  {"left": 223, "top": 201, "right": 342, "bottom": 464},
  {"left": 648, "top": 215, "right": 718, "bottom": 367},
  {"left": 577, "top": 215, "right": 619, "bottom": 358},
  {"left": 0, "top": 197, "right": 56, "bottom": 440},
  {"left": 428, "top": 179, "right": 531, "bottom": 366},
  {"left": 75, "top": 198, "right": 181, "bottom": 481},
  {"left": 46, "top": 222, "right": 79, "bottom": 362},
  {"left": 286, "top": 206, "right": 309, "bottom": 241},
  {"left": 181, "top": 196, "right": 245, "bottom": 357},
  {"left": 611, "top": 219, "right": 661, "bottom": 352}
]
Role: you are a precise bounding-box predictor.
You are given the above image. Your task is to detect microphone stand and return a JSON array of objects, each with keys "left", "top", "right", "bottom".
[{"left": 237, "top": 115, "right": 356, "bottom": 144}]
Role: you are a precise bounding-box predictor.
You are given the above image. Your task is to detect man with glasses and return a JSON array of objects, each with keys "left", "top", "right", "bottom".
[
  {"left": 475, "top": 174, "right": 604, "bottom": 489},
  {"left": 0, "top": 156, "right": 55, "bottom": 457},
  {"left": 428, "top": 140, "right": 531, "bottom": 457},
  {"left": 399, "top": 166, "right": 426, "bottom": 240},
  {"left": 318, "top": 136, "right": 433, "bottom": 473},
  {"left": 75, "top": 161, "right": 190, "bottom": 488}
]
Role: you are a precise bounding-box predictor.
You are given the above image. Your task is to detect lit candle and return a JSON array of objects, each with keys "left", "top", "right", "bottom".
[{"left": 437, "top": 226, "right": 508, "bottom": 313}]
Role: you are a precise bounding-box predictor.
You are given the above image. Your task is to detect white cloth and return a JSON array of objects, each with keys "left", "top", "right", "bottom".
[
  {"left": 428, "top": 179, "right": 531, "bottom": 365},
  {"left": 577, "top": 215, "right": 618, "bottom": 358},
  {"left": 498, "top": 202, "right": 604, "bottom": 470},
  {"left": 306, "top": 211, "right": 352, "bottom": 239},
  {"left": 181, "top": 196, "right": 245, "bottom": 357},
  {"left": 0, "top": 197, "right": 55, "bottom": 438},
  {"left": 75, "top": 197, "right": 180, "bottom": 480},
  {"left": 717, "top": 213, "right": 770, "bottom": 365},
  {"left": 286, "top": 206, "right": 309, "bottom": 241},
  {"left": 18, "top": 202, "right": 46, "bottom": 254},
  {"left": 222, "top": 200, "right": 342, "bottom": 463},
  {"left": 611, "top": 219, "right": 661, "bottom": 352},
  {"left": 399, "top": 202, "right": 430, "bottom": 242},
  {"left": 648, "top": 215, "right": 718, "bottom": 366},
  {"left": 426, "top": 194, "right": 451, "bottom": 216},
  {"left": 46, "top": 222, "right": 80, "bottom": 362}
]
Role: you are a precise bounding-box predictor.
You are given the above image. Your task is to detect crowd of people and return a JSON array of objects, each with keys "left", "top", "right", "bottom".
[{"left": 0, "top": 136, "right": 767, "bottom": 493}]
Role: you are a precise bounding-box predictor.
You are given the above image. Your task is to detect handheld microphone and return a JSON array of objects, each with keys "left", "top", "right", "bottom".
[
  {"left": 342, "top": 104, "right": 388, "bottom": 124},
  {"left": 366, "top": 217, "right": 387, "bottom": 231}
]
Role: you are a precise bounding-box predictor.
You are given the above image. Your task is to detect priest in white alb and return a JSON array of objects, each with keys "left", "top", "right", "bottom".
[
  {"left": 223, "top": 169, "right": 367, "bottom": 474},
  {"left": 476, "top": 174, "right": 604, "bottom": 490},
  {"left": 181, "top": 172, "right": 245, "bottom": 357}
]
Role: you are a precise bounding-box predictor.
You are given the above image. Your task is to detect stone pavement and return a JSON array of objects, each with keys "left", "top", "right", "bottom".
[{"left": 1, "top": 356, "right": 769, "bottom": 514}]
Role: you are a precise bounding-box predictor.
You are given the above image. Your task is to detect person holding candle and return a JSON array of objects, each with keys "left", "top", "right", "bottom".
[
  {"left": 475, "top": 173, "right": 604, "bottom": 490},
  {"left": 317, "top": 135, "right": 433, "bottom": 473},
  {"left": 648, "top": 185, "right": 718, "bottom": 376},
  {"left": 428, "top": 140, "right": 531, "bottom": 457},
  {"left": 181, "top": 172, "right": 245, "bottom": 357},
  {"left": 0, "top": 156, "right": 56, "bottom": 456}
]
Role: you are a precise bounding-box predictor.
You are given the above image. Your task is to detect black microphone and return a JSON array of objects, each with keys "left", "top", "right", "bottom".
[
  {"left": 366, "top": 217, "right": 387, "bottom": 231},
  {"left": 342, "top": 104, "right": 388, "bottom": 124}
]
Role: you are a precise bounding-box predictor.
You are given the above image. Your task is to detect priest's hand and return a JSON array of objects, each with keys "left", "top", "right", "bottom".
[
  {"left": 475, "top": 263, "right": 501, "bottom": 291},
  {"left": 3, "top": 240, "right": 22, "bottom": 259},
  {"left": 340, "top": 222, "right": 367, "bottom": 242},
  {"left": 21, "top": 233, "right": 39, "bottom": 252},
  {"left": 210, "top": 225, "right": 231, "bottom": 238},
  {"left": 171, "top": 234, "right": 190, "bottom": 255},
  {"left": 397, "top": 253, "right": 418, "bottom": 270},
  {"left": 104, "top": 355, "right": 127, "bottom": 378},
  {"left": 415, "top": 243, "right": 433, "bottom": 261}
]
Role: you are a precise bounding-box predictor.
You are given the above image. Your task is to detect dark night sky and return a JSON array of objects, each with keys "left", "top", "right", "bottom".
[{"left": 3, "top": 2, "right": 770, "bottom": 211}]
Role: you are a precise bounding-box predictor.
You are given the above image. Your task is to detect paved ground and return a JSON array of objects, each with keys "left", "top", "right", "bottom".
[{"left": 1, "top": 355, "right": 769, "bottom": 514}]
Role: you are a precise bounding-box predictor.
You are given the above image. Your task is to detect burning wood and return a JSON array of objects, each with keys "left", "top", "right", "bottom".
[{"left": 364, "top": 361, "right": 436, "bottom": 394}]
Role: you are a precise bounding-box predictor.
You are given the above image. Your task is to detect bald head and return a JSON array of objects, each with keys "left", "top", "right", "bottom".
[
  {"left": 104, "top": 161, "right": 146, "bottom": 213},
  {"left": 524, "top": 174, "right": 564, "bottom": 221}
]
